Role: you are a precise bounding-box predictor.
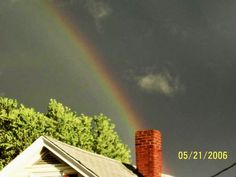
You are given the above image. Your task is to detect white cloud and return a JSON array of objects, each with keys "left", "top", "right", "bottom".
[
  {"left": 137, "top": 71, "right": 184, "bottom": 96},
  {"left": 85, "top": 0, "right": 112, "bottom": 32}
]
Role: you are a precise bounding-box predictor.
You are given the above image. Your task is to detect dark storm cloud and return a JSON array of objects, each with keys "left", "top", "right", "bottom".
[
  {"left": 0, "top": 72, "right": 5, "bottom": 96},
  {"left": 1, "top": 0, "right": 236, "bottom": 177},
  {"left": 0, "top": 92, "right": 4, "bottom": 95}
]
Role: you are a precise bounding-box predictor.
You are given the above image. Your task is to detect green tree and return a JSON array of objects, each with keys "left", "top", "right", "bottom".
[
  {"left": 0, "top": 97, "right": 131, "bottom": 169},
  {"left": 93, "top": 114, "right": 130, "bottom": 162}
]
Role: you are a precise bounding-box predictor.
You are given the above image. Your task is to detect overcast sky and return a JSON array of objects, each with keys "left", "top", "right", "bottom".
[{"left": 1, "top": 0, "right": 236, "bottom": 176}]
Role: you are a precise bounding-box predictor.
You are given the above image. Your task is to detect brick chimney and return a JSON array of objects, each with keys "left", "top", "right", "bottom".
[{"left": 135, "top": 130, "right": 162, "bottom": 177}]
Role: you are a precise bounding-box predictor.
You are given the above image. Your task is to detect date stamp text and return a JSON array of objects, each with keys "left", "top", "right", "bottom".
[{"left": 177, "top": 151, "right": 229, "bottom": 160}]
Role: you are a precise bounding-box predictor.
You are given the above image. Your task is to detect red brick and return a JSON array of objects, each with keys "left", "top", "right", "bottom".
[{"left": 135, "top": 130, "right": 162, "bottom": 177}]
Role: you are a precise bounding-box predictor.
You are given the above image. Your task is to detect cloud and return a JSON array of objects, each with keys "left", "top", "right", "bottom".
[
  {"left": 137, "top": 71, "right": 184, "bottom": 96},
  {"left": 85, "top": 0, "right": 112, "bottom": 32}
]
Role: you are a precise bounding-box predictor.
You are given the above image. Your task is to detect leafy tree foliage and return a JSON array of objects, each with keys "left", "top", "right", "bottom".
[{"left": 0, "top": 97, "right": 131, "bottom": 169}]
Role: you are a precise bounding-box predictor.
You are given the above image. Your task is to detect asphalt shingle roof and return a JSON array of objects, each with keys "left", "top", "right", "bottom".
[{"left": 44, "top": 136, "right": 138, "bottom": 177}]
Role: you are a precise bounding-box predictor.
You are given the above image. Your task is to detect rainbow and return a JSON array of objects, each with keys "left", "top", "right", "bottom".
[{"left": 41, "top": 0, "right": 144, "bottom": 132}]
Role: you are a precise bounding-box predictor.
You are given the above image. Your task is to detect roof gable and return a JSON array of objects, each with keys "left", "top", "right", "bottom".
[
  {"left": 0, "top": 136, "right": 137, "bottom": 177},
  {"left": 0, "top": 136, "right": 96, "bottom": 177},
  {"left": 0, "top": 136, "right": 174, "bottom": 177}
]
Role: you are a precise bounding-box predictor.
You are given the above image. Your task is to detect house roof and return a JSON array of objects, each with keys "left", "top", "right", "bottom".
[
  {"left": 0, "top": 136, "right": 174, "bottom": 177},
  {"left": 44, "top": 136, "right": 138, "bottom": 177}
]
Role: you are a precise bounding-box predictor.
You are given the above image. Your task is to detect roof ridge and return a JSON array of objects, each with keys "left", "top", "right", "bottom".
[{"left": 42, "top": 136, "right": 98, "bottom": 176}]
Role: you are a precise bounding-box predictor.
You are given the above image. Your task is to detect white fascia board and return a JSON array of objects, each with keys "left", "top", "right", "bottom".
[{"left": 42, "top": 138, "right": 97, "bottom": 177}]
